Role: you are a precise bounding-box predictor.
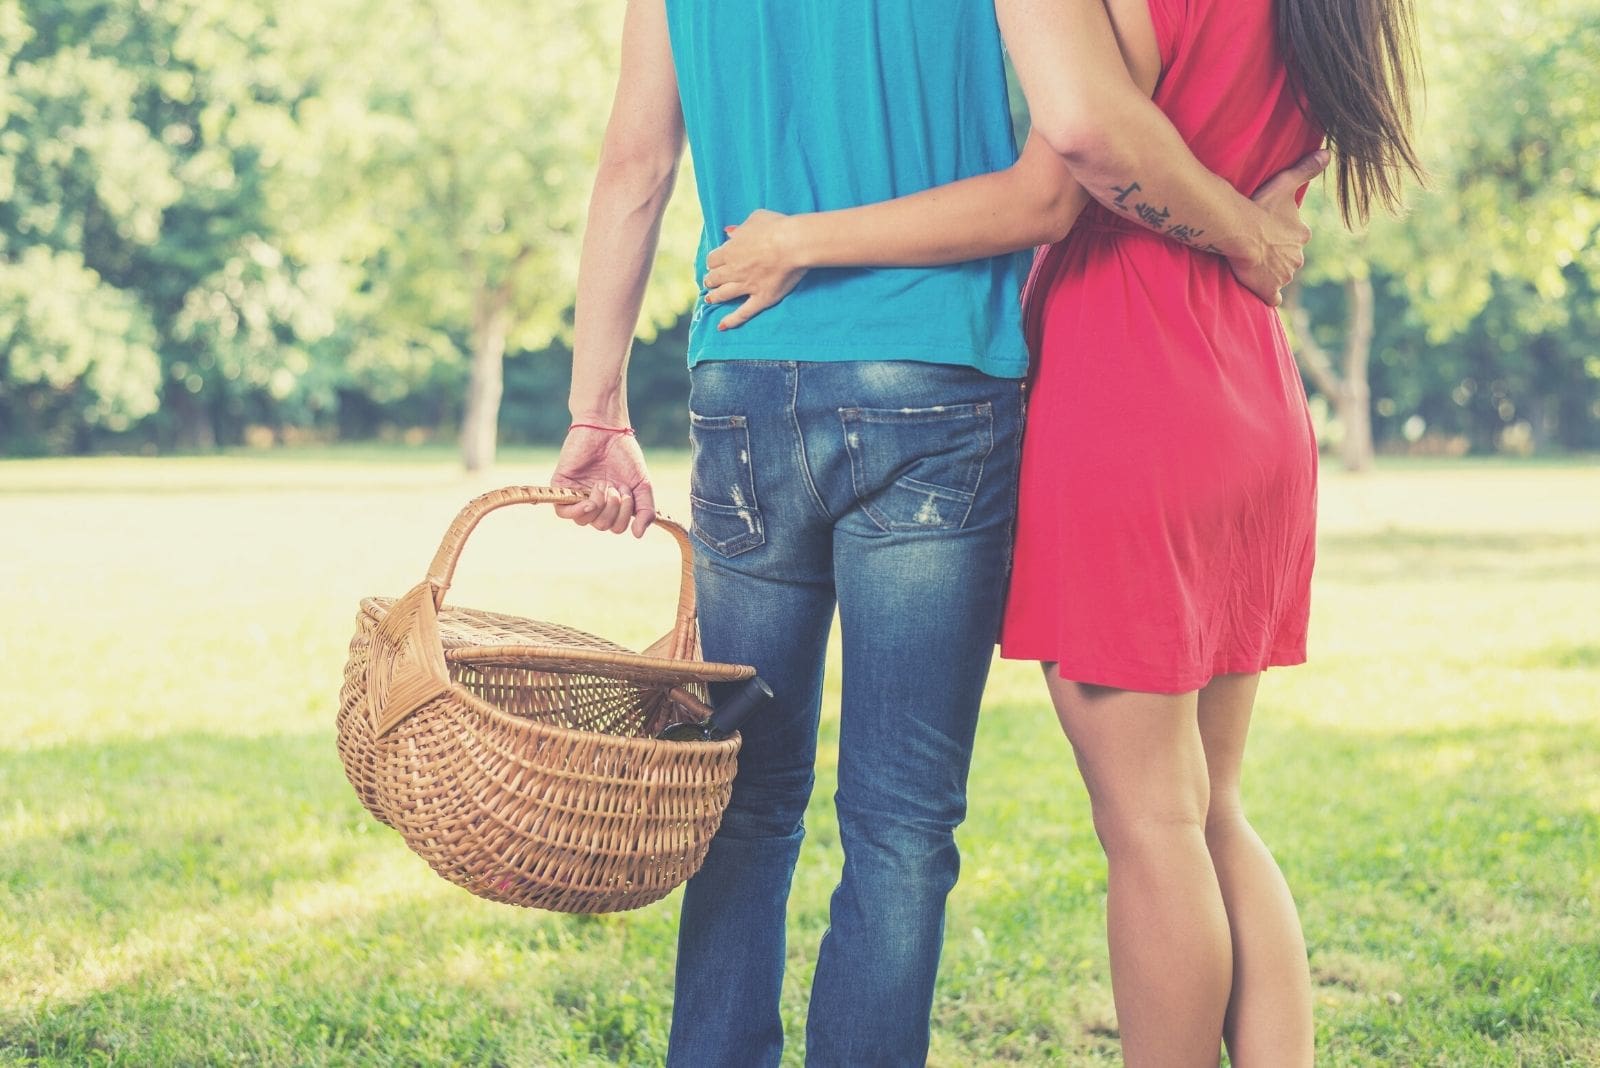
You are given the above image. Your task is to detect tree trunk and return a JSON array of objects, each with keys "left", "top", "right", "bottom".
[
  {"left": 1526, "top": 335, "right": 1559, "bottom": 454},
  {"left": 166, "top": 381, "right": 218, "bottom": 452},
  {"left": 460, "top": 283, "right": 511, "bottom": 472},
  {"left": 1337, "top": 275, "right": 1375, "bottom": 472},
  {"left": 1284, "top": 276, "right": 1376, "bottom": 473}
]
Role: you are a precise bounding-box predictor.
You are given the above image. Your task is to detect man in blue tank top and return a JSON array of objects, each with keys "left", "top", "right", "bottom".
[{"left": 551, "top": 3, "right": 1321, "bottom": 1064}]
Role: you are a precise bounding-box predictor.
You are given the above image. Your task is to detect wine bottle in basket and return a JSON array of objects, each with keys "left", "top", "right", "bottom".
[{"left": 658, "top": 676, "right": 773, "bottom": 742}]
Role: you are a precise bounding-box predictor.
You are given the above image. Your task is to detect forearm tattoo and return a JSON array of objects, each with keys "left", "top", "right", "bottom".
[{"left": 1109, "top": 181, "right": 1225, "bottom": 254}]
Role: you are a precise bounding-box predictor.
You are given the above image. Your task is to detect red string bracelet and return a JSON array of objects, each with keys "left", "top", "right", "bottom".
[{"left": 569, "top": 423, "right": 636, "bottom": 436}]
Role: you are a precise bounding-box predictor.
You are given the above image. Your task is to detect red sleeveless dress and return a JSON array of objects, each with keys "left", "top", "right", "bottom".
[{"left": 998, "top": 0, "right": 1325, "bottom": 692}]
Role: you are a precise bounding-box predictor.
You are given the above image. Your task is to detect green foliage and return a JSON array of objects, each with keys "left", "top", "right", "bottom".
[
  {"left": 1410, "top": 0, "right": 1600, "bottom": 336},
  {"left": 1294, "top": 0, "right": 1600, "bottom": 454},
  {"left": 295, "top": 0, "right": 643, "bottom": 349},
  {"left": 0, "top": 0, "right": 700, "bottom": 456},
  {"left": 0, "top": 0, "right": 1593, "bottom": 458},
  {"left": 0, "top": 0, "right": 175, "bottom": 448},
  {"left": 284, "top": 0, "right": 697, "bottom": 389},
  {"left": 0, "top": 0, "right": 349, "bottom": 451},
  {"left": 0, "top": 247, "right": 161, "bottom": 449}
]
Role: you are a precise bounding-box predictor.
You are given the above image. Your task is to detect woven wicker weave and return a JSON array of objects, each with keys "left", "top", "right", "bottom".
[{"left": 336, "top": 485, "right": 753, "bottom": 913}]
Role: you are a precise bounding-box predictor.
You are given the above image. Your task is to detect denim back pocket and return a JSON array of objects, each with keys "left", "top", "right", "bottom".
[
  {"left": 689, "top": 412, "right": 766, "bottom": 557},
  {"left": 839, "top": 402, "right": 995, "bottom": 532}
]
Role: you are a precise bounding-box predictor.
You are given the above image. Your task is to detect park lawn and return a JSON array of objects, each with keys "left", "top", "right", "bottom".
[{"left": 1, "top": 452, "right": 1597, "bottom": 1067}]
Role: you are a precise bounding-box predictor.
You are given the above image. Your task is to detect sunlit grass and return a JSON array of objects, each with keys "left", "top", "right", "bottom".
[{"left": 2, "top": 452, "right": 1597, "bottom": 1065}]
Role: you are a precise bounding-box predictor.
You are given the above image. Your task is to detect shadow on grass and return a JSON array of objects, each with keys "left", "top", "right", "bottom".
[
  {"left": 943, "top": 703, "right": 1600, "bottom": 1066},
  {"left": 1244, "top": 713, "right": 1600, "bottom": 1064},
  {"left": 2, "top": 895, "right": 673, "bottom": 1068},
  {"left": 1316, "top": 530, "right": 1600, "bottom": 585},
  {"left": 3, "top": 732, "right": 372, "bottom": 912},
  {"left": 1516, "top": 642, "right": 1600, "bottom": 670},
  {"left": 1, "top": 713, "right": 1596, "bottom": 1066},
  {"left": 2, "top": 729, "right": 680, "bottom": 1066}
]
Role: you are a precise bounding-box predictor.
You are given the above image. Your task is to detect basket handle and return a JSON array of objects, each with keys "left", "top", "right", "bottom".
[{"left": 423, "top": 485, "right": 700, "bottom": 662}]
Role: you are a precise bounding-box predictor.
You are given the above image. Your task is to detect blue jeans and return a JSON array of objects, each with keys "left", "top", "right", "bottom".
[{"left": 667, "top": 360, "right": 1023, "bottom": 1068}]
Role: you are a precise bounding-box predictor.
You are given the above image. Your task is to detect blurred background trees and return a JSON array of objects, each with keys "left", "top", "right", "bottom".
[
  {"left": 1285, "top": 0, "right": 1600, "bottom": 467},
  {"left": 1, "top": 0, "right": 1595, "bottom": 465}
]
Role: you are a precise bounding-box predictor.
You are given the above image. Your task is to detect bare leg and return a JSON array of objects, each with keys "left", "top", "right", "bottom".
[
  {"left": 1044, "top": 666, "right": 1230, "bottom": 1068},
  {"left": 1196, "top": 673, "right": 1314, "bottom": 1067}
]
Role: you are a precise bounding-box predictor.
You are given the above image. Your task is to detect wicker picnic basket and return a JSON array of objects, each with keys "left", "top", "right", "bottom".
[{"left": 335, "top": 485, "right": 753, "bottom": 913}]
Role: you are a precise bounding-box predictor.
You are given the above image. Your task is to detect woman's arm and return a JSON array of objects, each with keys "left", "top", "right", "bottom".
[
  {"left": 777, "top": 134, "right": 1087, "bottom": 269},
  {"left": 704, "top": 0, "right": 1327, "bottom": 329},
  {"left": 701, "top": 0, "right": 1166, "bottom": 329},
  {"left": 703, "top": 134, "right": 1087, "bottom": 328},
  {"left": 1000, "top": 0, "right": 1325, "bottom": 302}
]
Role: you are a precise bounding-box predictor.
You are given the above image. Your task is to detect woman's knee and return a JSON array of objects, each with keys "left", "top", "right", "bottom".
[
  {"left": 1089, "top": 798, "right": 1209, "bottom": 860},
  {"left": 1076, "top": 742, "right": 1211, "bottom": 852},
  {"left": 1202, "top": 790, "right": 1249, "bottom": 846}
]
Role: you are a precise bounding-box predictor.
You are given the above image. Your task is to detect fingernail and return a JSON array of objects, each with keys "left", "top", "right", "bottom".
[
  {"left": 718, "top": 322, "right": 727, "bottom": 332},
  {"left": 578, "top": 502, "right": 596, "bottom": 512}
]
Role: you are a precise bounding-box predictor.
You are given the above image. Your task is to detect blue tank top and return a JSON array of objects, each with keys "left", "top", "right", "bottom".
[{"left": 664, "top": 0, "right": 1029, "bottom": 378}]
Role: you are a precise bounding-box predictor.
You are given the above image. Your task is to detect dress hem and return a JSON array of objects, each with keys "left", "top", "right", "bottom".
[{"left": 995, "top": 646, "right": 1309, "bottom": 695}]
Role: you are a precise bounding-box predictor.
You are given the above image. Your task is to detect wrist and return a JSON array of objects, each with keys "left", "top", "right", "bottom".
[
  {"left": 778, "top": 215, "right": 818, "bottom": 270},
  {"left": 569, "top": 422, "right": 635, "bottom": 436},
  {"left": 570, "top": 409, "right": 630, "bottom": 429},
  {"left": 1218, "top": 202, "right": 1269, "bottom": 264},
  {"left": 569, "top": 391, "right": 627, "bottom": 427}
]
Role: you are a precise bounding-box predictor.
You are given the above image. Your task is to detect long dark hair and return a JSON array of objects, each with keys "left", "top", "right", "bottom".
[{"left": 1279, "top": 0, "right": 1425, "bottom": 224}]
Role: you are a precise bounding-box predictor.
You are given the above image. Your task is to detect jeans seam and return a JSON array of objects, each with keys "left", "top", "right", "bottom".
[
  {"left": 1002, "top": 383, "right": 1025, "bottom": 581},
  {"left": 839, "top": 408, "right": 889, "bottom": 534},
  {"left": 958, "top": 404, "right": 997, "bottom": 531},
  {"left": 788, "top": 363, "right": 833, "bottom": 523}
]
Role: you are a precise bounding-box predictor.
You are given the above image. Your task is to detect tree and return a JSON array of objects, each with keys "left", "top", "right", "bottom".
[
  {"left": 0, "top": 0, "right": 173, "bottom": 450},
  {"left": 0, "top": 0, "right": 350, "bottom": 453},
  {"left": 1285, "top": 274, "right": 1376, "bottom": 470},
  {"left": 1290, "top": 0, "right": 1600, "bottom": 466},
  {"left": 292, "top": 0, "right": 701, "bottom": 470}
]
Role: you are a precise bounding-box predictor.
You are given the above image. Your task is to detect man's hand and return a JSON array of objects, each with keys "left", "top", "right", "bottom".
[
  {"left": 702, "top": 210, "right": 809, "bottom": 330},
  {"left": 1227, "top": 149, "right": 1331, "bottom": 306},
  {"left": 550, "top": 426, "right": 657, "bottom": 537}
]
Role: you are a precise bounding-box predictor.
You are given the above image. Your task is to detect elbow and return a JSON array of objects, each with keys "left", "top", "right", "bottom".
[
  {"left": 1034, "top": 116, "right": 1115, "bottom": 175},
  {"left": 1006, "top": 156, "right": 1087, "bottom": 246},
  {"left": 1029, "top": 95, "right": 1121, "bottom": 173},
  {"left": 594, "top": 137, "right": 682, "bottom": 210},
  {"left": 1013, "top": 191, "right": 1075, "bottom": 248},
  {"left": 1032, "top": 185, "right": 1082, "bottom": 245}
]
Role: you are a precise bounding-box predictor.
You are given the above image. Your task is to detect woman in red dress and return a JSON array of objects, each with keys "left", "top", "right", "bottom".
[{"left": 702, "top": 0, "right": 1421, "bottom": 1063}]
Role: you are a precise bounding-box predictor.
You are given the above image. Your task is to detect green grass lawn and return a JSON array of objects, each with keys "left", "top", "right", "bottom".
[{"left": 2, "top": 452, "right": 1597, "bottom": 1066}]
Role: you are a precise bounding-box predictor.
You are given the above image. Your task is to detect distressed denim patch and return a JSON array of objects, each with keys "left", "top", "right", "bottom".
[
  {"left": 689, "top": 411, "right": 766, "bottom": 557},
  {"left": 839, "top": 402, "right": 995, "bottom": 533}
]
